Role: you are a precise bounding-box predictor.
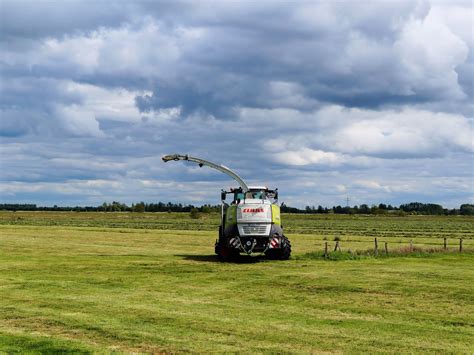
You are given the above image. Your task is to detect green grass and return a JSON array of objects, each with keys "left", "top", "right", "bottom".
[{"left": 1, "top": 212, "right": 473, "bottom": 353}]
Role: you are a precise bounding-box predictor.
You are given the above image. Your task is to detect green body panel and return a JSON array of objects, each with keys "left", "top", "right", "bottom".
[
  {"left": 225, "top": 205, "right": 237, "bottom": 226},
  {"left": 271, "top": 204, "right": 281, "bottom": 225}
]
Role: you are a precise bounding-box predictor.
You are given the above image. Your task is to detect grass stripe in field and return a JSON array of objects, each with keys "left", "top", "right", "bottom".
[{"left": 1, "top": 212, "right": 473, "bottom": 237}]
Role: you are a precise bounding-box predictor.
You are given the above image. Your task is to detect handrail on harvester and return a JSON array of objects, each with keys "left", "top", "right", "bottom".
[{"left": 162, "top": 154, "right": 249, "bottom": 192}]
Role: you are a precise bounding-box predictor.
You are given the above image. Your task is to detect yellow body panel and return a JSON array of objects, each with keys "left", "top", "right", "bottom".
[
  {"left": 271, "top": 204, "right": 281, "bottom": 225},
  {"left": 226, "top": 205, "right": 237, "bottom": 226}
]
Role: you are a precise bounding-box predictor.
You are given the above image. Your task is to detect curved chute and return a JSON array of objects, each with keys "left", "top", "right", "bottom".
[{"left": 162, "top": 154, "right": 249, "bottom": 192}]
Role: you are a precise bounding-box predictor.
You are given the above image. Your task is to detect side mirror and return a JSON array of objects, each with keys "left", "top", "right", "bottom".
[
  {"left": 221, "top": 191, "right": 226, "bottom": 201},
  {"left": 274, "top": 190, "right": 278, "bottom": 201}
]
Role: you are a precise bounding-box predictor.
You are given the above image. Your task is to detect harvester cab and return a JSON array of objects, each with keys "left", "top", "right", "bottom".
[{"left": 162, "top": 154, "right": 291, "bottom": 261}]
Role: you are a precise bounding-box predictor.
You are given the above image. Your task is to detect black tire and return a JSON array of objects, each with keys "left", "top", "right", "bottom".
[
  {"left": 215, "top": 225, "right": 225, "bottom": 255},
  {"left": 265, "top": 236, "right": 291, "bottom": 260},
  {"left": 215, "top": 241, "right": 239, "bottom": 262}
]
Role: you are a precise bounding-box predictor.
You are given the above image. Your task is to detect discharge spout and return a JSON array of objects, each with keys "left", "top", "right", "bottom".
[{"left": 162, "top": 154, "right": 249, "bottom": 192}]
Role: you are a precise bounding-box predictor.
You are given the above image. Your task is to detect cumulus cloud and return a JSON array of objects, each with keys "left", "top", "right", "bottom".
[
  {"left": 330, "top": 108, "right": 473, "bottom": 158},
  {"left": 0, "top": 78, "right": 149, "bottom": 137},
  {"left": 256, "top": 106, "right": 472, "bottom": 161},
  {"left": 394, "top": 9, "right": 468, "bottom": 100},
  {"left": 269, "top": 148, "right": 345, "bottom": 167}
]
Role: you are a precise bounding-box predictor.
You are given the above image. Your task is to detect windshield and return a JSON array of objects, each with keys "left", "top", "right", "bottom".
[
  {"left": 247, "top": 191, "right": 263, "bottom": 199},
  {"left": 233, "top": 190, "right": 266, "bottom": 202}
]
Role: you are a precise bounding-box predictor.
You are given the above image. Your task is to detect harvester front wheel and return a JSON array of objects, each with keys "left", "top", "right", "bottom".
[{"left": 265, "top": 236, "right": 291, "bottom": 260}]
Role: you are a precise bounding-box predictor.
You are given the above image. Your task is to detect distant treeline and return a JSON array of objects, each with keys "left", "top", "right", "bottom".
[
  {"left": 0, "top": 202, "right": 215, "bottom": 213},
  {"left": 1, "top": 202, "right": 473, "bottom": 215},
  {"left": 285, "top": 202, "right": 474, "bottom": 216}
]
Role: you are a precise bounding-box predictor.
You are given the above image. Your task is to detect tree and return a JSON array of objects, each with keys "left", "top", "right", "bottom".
[
  {"left": 190, "top": 208, "right": 200, "bottom": 219},
  {"left": 133, "top": 202, "right": 145, "bottom": 213},
  {"left": 400, "top": 202, "right": 444, "bottom": 215},
  {"left": 201, "top": 205, "right": 213, "bottom": 213},
  {"left": 460, "top": 204, "right": 474, "bottom": 216},
  {"left": 370, "top": 205, "right": 383, "bottom": 214}
]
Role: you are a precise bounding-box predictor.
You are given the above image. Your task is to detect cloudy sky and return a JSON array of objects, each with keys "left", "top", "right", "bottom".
[{"left": 0, "top": 0, "right": 472, "bottom": 208}]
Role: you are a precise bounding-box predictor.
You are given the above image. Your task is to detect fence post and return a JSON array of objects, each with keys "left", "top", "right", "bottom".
[
  {"left": 324, "top": 241, "right": 328, "bottom": 258},
  {"left": 460, "top": 238, "right": 463, "bottom": 253},
  {"left": 334, "top": 240, "right": 340, "bottom": 252},
  {"left": 385, "top": 242, "right": 388, "bottom": 255},
  {"left": 444, "top": 237, "right": 447, "bottom": 250},
  {"left": 374, "top": 238, "right": 378, "bottom": 256},
  {"left": 410, "top": 239, "right": 413, "bottom": 252}
]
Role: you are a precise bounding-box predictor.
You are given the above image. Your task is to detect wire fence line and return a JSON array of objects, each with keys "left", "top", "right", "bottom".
[{"left": 320, "top": 237, "right": 471, "bottom": 258}]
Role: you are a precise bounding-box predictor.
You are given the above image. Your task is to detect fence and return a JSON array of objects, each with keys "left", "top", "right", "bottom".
[{"left": 322, "top": 237, "right": 468, "bottom": 258}]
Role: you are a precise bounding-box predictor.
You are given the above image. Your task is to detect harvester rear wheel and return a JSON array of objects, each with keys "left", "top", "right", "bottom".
[
  {"left": 215, "top": 241, "right": 239, "bottom": 262},
  {"left": 265, "top": 236, "right": 291, "bottom": 260}
]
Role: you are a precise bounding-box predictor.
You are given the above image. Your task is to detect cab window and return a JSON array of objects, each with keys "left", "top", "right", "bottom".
[{"left": 234, "top": 192, "right": 245, "bottom": 201}]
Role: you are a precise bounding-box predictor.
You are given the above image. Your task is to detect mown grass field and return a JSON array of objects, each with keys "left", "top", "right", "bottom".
[{"left": 1, "top": 212, "right": 473, "bottom": 353}]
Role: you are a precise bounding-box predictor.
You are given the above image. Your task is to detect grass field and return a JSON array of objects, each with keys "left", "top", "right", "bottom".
[{"left": 1, "top": 212, "right": 473, "bottom": 353}]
